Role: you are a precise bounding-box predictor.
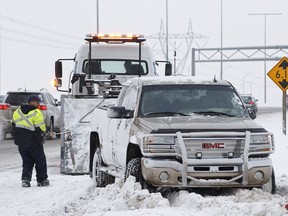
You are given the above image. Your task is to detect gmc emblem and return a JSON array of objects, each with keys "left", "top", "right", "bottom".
[{"left": 202, "top": 143, "right": 225, "bottom": 149}]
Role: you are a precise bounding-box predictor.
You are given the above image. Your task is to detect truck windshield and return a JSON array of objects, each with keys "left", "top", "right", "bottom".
[
  {"left": 139, "top": 84, "right": 246, "bottom": 118},
  {"left": 82, "top": 59, "right": 148, "bottom": 75}
]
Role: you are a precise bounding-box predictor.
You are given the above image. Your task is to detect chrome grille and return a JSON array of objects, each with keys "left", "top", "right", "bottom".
[
  {"left": 175, "top": 137, "right": 245, "bottom": 159},
  {"left": 141, "top": 131, "right": 274, "bottom": 158}
]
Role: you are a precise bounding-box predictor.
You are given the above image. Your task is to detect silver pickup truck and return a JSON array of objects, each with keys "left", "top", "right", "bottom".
[
  {"left": 0, "top": 89, "right": 61, "bottom": 140},
  {"left": 89, "top": 76, "right": 275, "bottom": 193}
]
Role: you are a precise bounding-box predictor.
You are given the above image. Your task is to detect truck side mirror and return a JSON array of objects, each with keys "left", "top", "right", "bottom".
[
  {"left": 165, "top": 63, "right": 172, "bottom": 76},
  {"left": 107, "top": 106, "right": 134, "bottom": 119},
  {"left": 55, "top": 61, "right": 63, "bottom": 78}
]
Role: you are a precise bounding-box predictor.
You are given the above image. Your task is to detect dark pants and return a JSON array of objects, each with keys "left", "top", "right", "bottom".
[{"left": 18, "top": 145, "right": 48, "bottom": 182}]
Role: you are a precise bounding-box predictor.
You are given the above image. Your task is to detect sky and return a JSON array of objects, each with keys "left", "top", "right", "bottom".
[
  {"left": 0, "top": 111, "right": 287, "bottom": 215},
  {"left": 1, "top": 0, "right": 288, "bottom": 104}
]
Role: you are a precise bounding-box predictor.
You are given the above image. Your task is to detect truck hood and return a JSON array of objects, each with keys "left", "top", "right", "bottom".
[{"left": 136, "top": 115, "right": 267, "bottom": 133}]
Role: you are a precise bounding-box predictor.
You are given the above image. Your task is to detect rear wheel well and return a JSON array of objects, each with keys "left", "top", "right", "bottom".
[{"left": 90, "top": 132, "right": 100, "bottom": 173}]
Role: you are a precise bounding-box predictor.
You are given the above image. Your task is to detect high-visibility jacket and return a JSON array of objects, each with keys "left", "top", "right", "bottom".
[{"left": 12, "top": 105, "right": 46, "bottom": 147}]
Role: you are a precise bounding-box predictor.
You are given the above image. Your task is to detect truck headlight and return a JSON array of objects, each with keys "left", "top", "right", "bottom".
[
  {"left": 143, "top": 136, "right": 175, "bottom": 145},
  {"left": 142, "top": 135, "right": 176, "bottom": 154},
  {"left": 249, "top": 134, "right": 274, "bottom": 153},
  {"left": 250, "top": 134, "right": 272, "bottom": 144}
]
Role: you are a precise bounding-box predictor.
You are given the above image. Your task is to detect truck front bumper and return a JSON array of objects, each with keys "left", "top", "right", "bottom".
[
  {"left": 140, "top": 131, "right": 274, "bottom": 188},
  {"left": 141, "top": 157, "right": 272, "bottom": 188}
]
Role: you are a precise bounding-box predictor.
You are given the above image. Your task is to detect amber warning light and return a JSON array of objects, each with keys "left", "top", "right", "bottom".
[
  {"left": 85, "top": 33, "right": 146, "bottom": 43},
  {"left": 87, "top": 33, "right": 144, "bottom": 39}
]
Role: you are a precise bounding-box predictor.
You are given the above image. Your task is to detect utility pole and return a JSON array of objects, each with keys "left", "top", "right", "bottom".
[
  {"left": 96, "top": 0, "right": 99, "bottom": 33},
  {"left": 165, "top": 0, "right": 169, "bottom": 61},
  {"left": 249, "top": 12, "right": 282, "bottom": 103},
  {"left": 0, "top": 0, "right": 2, "bottom": 95},
  {"left": 220, "top": 0, "right": 223, "bottom": 79}
]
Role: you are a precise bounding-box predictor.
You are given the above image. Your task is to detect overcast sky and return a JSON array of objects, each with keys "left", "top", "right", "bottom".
[{"left": 0, "top": 0, "right": 288, "bottom": 104}]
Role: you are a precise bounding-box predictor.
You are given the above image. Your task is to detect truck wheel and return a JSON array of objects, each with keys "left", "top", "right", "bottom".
[
  {"left": 261, "top": 168, "right": 276, "bottom": 194},
  {"left": 10, "top": 131, "right": 14, "bottom": 139},
  {"left": 0, "top": 132, "right": 5, "bottom": 140},
  {"left": 124, "top": 158, "right": 155, "bottom": 192},
  {"left": 92, "top": 149, "right": 115, "bottom": 187},
  {"left": 46, "top": 120, "right": 54, "bottom": 140}
]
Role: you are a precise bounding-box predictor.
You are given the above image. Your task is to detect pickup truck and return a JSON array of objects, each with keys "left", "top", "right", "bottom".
[{"left": 89, "top": 76, "right": 275, "bottom": 193}]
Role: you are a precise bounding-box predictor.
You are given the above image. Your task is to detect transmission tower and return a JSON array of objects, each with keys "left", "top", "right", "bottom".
[{"left": 146, "top": 18, "right": 207, "bottom": 74}]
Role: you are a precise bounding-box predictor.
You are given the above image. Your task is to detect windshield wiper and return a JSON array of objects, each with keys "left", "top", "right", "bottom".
[
  {"left": 144, "top": 111, "right": 189, "bottom": 117},
  {"left": 193, "top": 111, "right": 236, "bottom": 117}
]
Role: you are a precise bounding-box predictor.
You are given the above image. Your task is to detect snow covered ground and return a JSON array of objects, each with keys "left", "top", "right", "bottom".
[{"left": 0, "top": 110, "right": 287, "bottom": 216}]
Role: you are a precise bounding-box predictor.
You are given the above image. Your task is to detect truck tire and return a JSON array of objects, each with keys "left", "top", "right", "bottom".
[
  {"left": 92, "top": 149, "right": 115, "bottom": 187},
  {"left": 56, "top": 131, "right": 61, "bottom": 139},
  {"left": 0, "top": 132, "right": 5, "bottom": 140},
  {"left": 45, "top": 120, "right": 54, "bottom": 140},
  {"left": 124, "top": 158, "right": 155, "bottom": 192},
  {"left": 261, "top": 168, "right": 276, "bottom": 194},
  {"left": 124, "top": 158, "right": 142, "bottom": 182}
]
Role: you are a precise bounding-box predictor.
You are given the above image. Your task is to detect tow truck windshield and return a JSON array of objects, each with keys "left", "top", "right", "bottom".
[{"left": 82, "top": 60, "right": 148, "bottom": 75}]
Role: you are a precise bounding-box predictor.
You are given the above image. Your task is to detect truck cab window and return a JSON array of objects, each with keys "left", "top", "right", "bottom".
[{"left": 83, "top": 60, "right": 148, "bottom": 75}]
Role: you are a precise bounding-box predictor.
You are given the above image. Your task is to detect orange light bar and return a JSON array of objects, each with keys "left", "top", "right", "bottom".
[{"left": 86, "top": 33, "right": 145, "bottom": 40}]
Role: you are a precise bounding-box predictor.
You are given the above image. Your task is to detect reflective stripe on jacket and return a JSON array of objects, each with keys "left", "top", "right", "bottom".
[{"left": 12, "top": 108, "right": 46, "bottom": 133}]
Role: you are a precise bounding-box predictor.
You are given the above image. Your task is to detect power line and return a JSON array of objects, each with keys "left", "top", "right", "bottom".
[
  {"left": 1, "top": 36, "right": 75, "bottom": 50},
  {"left": 0, "top": 14, "right": 82, "bottom": 41},
  {"left": 1, "top": 26, "right": 78, "bottom": 47}
]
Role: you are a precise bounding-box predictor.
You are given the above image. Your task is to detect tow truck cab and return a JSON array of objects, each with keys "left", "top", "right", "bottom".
[
  {"left": 53, "top": 34, "right": 171, "bottom": 175},
  {"left": 54, "top": 34, "right": 172, "bottom": 97}
]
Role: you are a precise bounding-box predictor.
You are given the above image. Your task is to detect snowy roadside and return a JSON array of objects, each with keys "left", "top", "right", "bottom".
[{"left": 0, "top": 111, "right": 287, "bottom": 216}]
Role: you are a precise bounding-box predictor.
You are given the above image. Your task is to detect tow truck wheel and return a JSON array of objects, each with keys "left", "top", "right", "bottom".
[
  {"left": 261, "top": 168, "right": 276, "bottom": 194},
  {"left": 56, "top": 131, "right": 61, "bottom": 139},
  {"left": 124, "top": 158, "right": 155, "bottom": 192},
  {"left": 92, "top": 149, "right": 115, "bottom": 187}
]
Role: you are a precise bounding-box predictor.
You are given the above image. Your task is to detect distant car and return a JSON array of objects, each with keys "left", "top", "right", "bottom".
[
  {"left": 0, "top": 95, "right": 4, "bottom": 102},
  {"left": 240, "top": 94, "right": 258, "bottom": 113},
  {"left": 0, "top": 89, "right": 61, "bottom": 139}
]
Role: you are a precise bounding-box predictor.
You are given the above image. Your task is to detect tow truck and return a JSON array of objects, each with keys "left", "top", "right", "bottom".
[{"left": 54, "top": 34, "right": 171, "bottom": 174}]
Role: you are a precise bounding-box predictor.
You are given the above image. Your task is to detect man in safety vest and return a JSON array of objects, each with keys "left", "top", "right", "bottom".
[{"left": 12, "top": 94, "right": 49, "bottom": 187}]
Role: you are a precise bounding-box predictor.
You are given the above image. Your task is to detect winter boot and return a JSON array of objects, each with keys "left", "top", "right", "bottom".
[
  {"left": 22, "top": 180, "right": 31, "bottom": 187},
  {"left": 37, "top": 179, "right": 50, "bottom": 187}
]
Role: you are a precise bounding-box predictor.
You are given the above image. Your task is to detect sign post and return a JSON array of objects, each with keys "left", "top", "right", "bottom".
[{"left": 267, "top": 56, "right": 288, "bottom": 135}]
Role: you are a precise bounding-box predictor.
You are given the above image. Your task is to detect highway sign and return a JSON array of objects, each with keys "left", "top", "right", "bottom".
[{"left": 267, "top": 56, "right": 288, "bottom": 91}]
